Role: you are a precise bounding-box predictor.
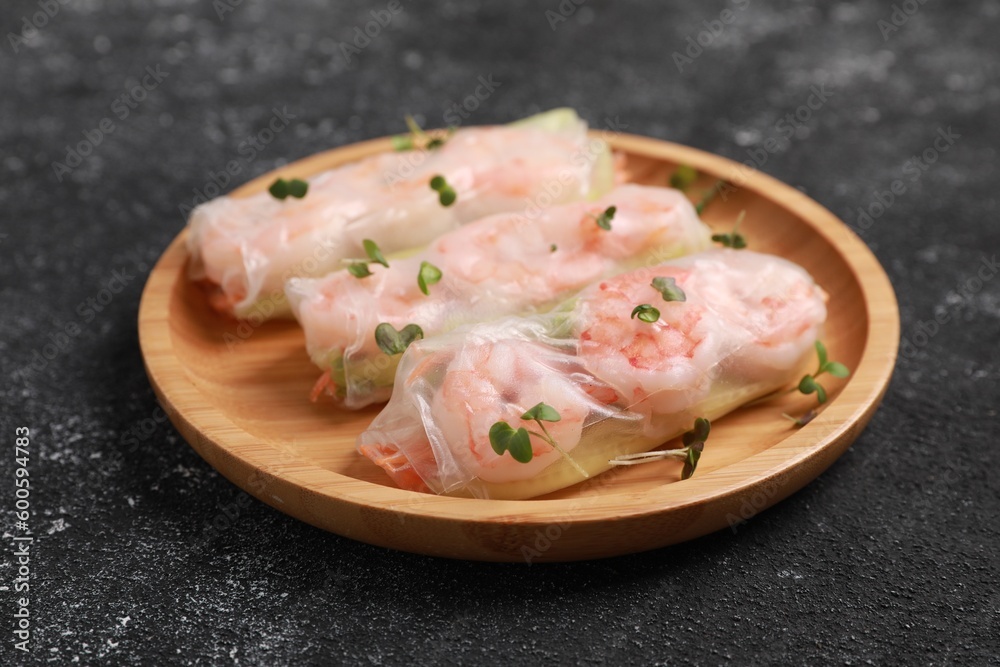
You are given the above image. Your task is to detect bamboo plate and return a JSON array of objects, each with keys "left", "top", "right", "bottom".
[{"left": 139, "top": 131, "right": 899, "bottom": 562}]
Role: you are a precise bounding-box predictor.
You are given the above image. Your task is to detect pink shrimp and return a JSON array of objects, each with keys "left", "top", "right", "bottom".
[
  {"left": 186, "top": 110, "right": 612, "bottom": 319},
  {"left": 287, "top": 184, "right": 711, "bottom": 409},
  {"left": 574, "top": 267, "right": 722, "bottom": 417},
  {"left": 430, "top": 340, "right": 590, "bottom": 486},
  {"left": 574, "top": 250, "right": 828, "bottom": 417},
  {"left": 358, "top": 249, "right": 830, "bottom": 499}
]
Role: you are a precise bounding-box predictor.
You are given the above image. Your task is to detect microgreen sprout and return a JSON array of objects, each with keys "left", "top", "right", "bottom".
[
  {"left": 550, "top": 244, "right": 558, "bottom": 253},
  {"left": 593, "top": 205, "right": 616, "bottom": 231},
  {"left": 417, "top": 261, "right": 442, "bottom": 295},
  {"left": 344, "top": 239, "right": 389, "bottom": 278},
  {"left": 489, "top": 402, "right": 589, "bottom": 477},
  {"left": 374, "top": 322, "right": 424, "bottom": 356},
  {"left": 429, "top": 174, "right": 457, "bottom": 207},
  {"left": 392, "top": 115, "right": 454, "bottom": 151},
  {"left": 749, "top": 341, "right": 850, "bottom": 426},
  {"left": 651, "top": 276, "right": 686, "bottom": 303},
  {"left": 631, "top": 304, "right": 660, "bottom": 323},
  {"left": 670, "top": 165, "right": 698, "bottom": 191},
  {"left": 363, "top": 239, "right": 389, "bottom": 267},
  {"left": 268, "top": 178, "right": 309, "bottom": 200},
  {"left": 346, "top": 263, "right": 372, "bottom": 278},
  {"left": 608, "top": 417, "right": 709, "bottom": 480},
  {"left": 781, "top": 410, "right": 818, "bottom": 427},
  {"left": 712, "top": 210, "right": 748, "bottom": 249},
  {"left": 695, "top": 179, "right": 728, "bottom": 214},
  {"left": 795, "top": 340, "right": 850, "bottom": 406}
]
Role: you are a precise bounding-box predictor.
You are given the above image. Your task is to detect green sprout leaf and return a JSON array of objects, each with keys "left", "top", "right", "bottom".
[
  {"left": 815, "top": 340, "right": 829, "bottom": 368},
  {"left": 363, "top": 239, "right": 389, "bottom": 268},
  {"left": 798, "top": 375, "right": 828, "bottom": 404},
  {"left": 798, "top": 375, "right": 818, "bottom": 394},
  {"left": 429, "top": 175, "right": 457, "bottom": 207},
  {"left": 347, "top": 263, "right": 373, "bottom": 278},
  {"left": 268, "top": 178, "right": 289, "bottom": 200},
  {"left": 670, "top": 165, "right": 698, "bottom": 191},
  {"left": 651, "top": 276, "right": 687, "bottom": 303},
  {"left": 594, "top": 205, "right": 616, "bottom": 231},
  {"left": 417, "top": 261, "right": 442, "bottom": 295},
  {"left": 682, "top": 441, "right": 704, "bottom": 480},
  {"left": 711, "top": 210, "right": 747, "bottom": 249},
  {"left": 438, "top": 187, "right": 457, "bottom": 206},
  {"left": 680, "top": 417, "right": 710, "bottom": 479},
  {"left": 521, "top": 402, "right": 561, "bottom": 423},
  {"left": 825, "top": 362, "right": 850, "bottom": 378},
  {"left": 391, "top": 134, "right": 415, "bottom": 151},
  {"left": 489, "top": 422, "right": 533, "bottom": 463},
  {"left": 682, "top": 417, "right": 711, "bottom": 446},
  {"left": 268, "top": 178, "right": 308, "bottom": 200},
  {"left": 374, "top": 322, "right": 424, "bottom": 356},
  {"left": 550, "top": 244, "right": 558, "bottom": 253},
  {"left": 631, "top": 304, "right": 660, "bottom": 323}
]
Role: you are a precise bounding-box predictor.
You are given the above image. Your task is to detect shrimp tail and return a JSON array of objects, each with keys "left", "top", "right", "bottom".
[
  {"left": 358, "top": 441, "right": 432, "bottom": 494},
  {"left": 310, "top": 371, "right": 333, "bottom": 402}
]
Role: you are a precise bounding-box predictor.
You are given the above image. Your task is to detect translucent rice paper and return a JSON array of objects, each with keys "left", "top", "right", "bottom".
[
  {"left": 287, "top": 184, "right": 711, "bottom": 409},
  {"left": 357, "top": 249, "right": 829, "bottom": 500},
  {"left": 186, "top": 108, "right": 614, "bottom": 319}
]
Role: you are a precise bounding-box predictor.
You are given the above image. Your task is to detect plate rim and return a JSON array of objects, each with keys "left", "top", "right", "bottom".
[{"left": 139, "top": 131, "right": 899, "bottom": 554}]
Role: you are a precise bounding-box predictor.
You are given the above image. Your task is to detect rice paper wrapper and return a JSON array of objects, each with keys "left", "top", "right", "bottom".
[
  {"left": 288, "top": 184, "right": 711, "bottom": 408},
  {"left": 357, "top": 249, "right": 829, "bottom": 499}
]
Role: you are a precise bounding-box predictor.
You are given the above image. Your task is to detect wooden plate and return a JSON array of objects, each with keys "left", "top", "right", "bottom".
[{"left": 139, "top": 132, "right": 899, "bottom": 562}]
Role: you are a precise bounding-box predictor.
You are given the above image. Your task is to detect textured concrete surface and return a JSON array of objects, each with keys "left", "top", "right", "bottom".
[{"left": 2, "top": 0, "right": 998, "bottom": 664}]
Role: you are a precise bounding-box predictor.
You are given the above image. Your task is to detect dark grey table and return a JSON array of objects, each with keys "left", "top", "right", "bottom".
[{"left": 3, "top": 1, "right": 998, "bottom": 664}]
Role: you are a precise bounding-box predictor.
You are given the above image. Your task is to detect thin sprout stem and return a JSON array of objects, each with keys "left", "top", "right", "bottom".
[
  {"left": 732, "top": 210, "right": 746, "bottom": 233},
  {"left": 404, "top": 115, "right": 426, "bottom": 139},
  {"left": 608, "top": 447, "right": 691, "bottom": 466},
  {"left": 695, "top": 180, "right": 726, "bottom": 214},
  {"left": 528, "top": 423, "right": 590, "bottom": 479}
]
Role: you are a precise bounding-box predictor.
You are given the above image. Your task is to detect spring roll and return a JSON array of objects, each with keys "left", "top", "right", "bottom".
[
  {"left": 357, "top": 249, "right": 829, "bottom": 499},
  {"left": 287, "top": 184, "right": 712, "bottom": 409},
  {"left": 186, "top": 108, "right": 614, "bottom": 318}
]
